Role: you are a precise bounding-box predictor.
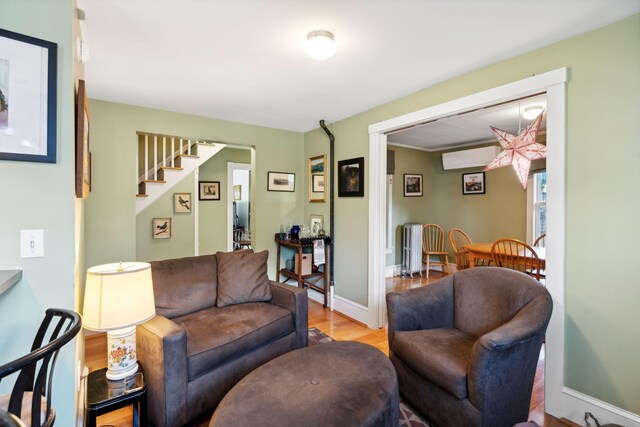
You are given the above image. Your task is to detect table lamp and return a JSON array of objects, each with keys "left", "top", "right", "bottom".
[{"left": 83, "top": 262, "right": 155, "bottom": 380}]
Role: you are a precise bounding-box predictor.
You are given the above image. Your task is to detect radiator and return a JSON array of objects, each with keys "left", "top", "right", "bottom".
[{"left": 402, "top": 223, "right": 423, "bottom": 277}]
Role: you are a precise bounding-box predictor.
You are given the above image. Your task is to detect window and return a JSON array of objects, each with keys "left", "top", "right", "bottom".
[
  {"left": 386, "top": 175, "right": 393, "bottom": 253},
  {"left": 532, "top": 171, "right": 547, "bottom": 240}
]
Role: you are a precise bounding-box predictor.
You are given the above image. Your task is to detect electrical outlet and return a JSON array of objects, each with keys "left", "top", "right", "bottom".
[{"left": 20, "top": 230, "right": 44, "bottom": 258}]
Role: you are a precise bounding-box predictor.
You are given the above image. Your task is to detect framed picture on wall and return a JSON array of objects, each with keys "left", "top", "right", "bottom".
[
  {"left": 152, "top": 218, "right": 172, "bottom": 239},
  {"left": 309, "top": 155, "right": 326, "bottom": 202},
  {"left": 403, "top": 174, "right": 423, "bottom": 197},
  {"left": 338, "top": 157, "right": 364, "bottom": 197},
  {"left": 233, "top": 185, "right": 242, "bottom": 201},
  {"left": 199, "top": 181, "right": 220, "bottom": 200},
  {"left": 462, "top": 172, "right": 486, "bottom": 195},
  {"left": 310, "top": 214, "right": 324, "bottom": 236},
  {"left": 75, "top": 80, "right": 90, "bottom": 198},
  {"left": 267, "top": 171, "right": 295, "bottom": 192},
  {"left": 0, "top": 28, "right": 58, "bottom": 163},
  {"left": 174, "top": 193, "right": 192, "bottom": 213}
]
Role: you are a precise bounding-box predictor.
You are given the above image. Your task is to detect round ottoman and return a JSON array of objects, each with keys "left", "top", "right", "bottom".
[{"left": 210, "top": 341, "right": 399, "bottom": 427}]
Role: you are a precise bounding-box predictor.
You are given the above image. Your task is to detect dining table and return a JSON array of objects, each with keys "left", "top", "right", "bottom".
[{"left": 463, "top": 242, "right": 546, "bottom": 268}]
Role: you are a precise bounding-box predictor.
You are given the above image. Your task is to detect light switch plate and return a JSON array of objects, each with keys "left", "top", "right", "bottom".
[{"left": 20, "top": 229, "right": 44, "bottom": 258}]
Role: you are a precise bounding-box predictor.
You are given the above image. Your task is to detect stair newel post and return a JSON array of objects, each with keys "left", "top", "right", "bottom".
[
  {"left": 188, "top": 140, "right": 192, "bottom": 155},
  {"left": 153, "top": 135, "right": 158, "bottom": 180},
  {"left": 144, "top": 134, "right": 149, "bottom": 181},
  {"left": 162, "top": 136, "right": 166, "bottom": 168},
  {"left": 171, "top": 138, "right": 175, "bottom": 167}
]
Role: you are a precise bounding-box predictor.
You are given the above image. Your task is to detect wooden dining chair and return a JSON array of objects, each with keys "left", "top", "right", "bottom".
[
  {"left": 534, "top": 233, "right": 546, "bottom": 248},
  {"left": 233, "top": 228, "right": 252, "bottom": 250},
  {"left": 422, "top": 224, "right": 451, "bottom": 278},
  {"left": 491, "top": 238, "right": 542, "bottom": 281},
  {"left": 448, "top": 228, "right": 472, "bottom": 271}
]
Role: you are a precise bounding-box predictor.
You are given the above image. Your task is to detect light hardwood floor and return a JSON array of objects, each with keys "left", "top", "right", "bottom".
[{"left": 85, "top": 271, "right": 575, "bottom": 427}]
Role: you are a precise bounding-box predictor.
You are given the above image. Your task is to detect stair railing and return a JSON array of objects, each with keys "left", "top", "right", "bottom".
[{"left": 138, "top": 132, "right": 200, "bottom": 184}]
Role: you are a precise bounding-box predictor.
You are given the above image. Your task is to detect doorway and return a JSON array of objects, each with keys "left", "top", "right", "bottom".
[
  {"left": 368, "top": 68, "right": 567, "bottom": 417},
  {"left": 227, "top": 162, "right": 252, "bottom": 251}
]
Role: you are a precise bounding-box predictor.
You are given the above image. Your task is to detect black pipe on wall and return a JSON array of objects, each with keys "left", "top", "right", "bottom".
[{"left": 319, "top": 120, "right": 335, "bottom": 296}]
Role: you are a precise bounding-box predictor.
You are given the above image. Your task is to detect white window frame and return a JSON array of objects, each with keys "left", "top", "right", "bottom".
[
  {"left": 386, "top": 174, "right": 393, "bottom": 254},
  {"left": 526, "top": 171, "right": 547, "bottom": 245}
]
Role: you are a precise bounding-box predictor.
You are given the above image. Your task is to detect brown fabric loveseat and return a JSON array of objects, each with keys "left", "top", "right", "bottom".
[{"left": 137, "top": 251, "right": 308, "bottom": 427}]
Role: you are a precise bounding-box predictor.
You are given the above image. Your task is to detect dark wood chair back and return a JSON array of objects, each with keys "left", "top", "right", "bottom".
[{"left": 0, "top": 309, "right": 81, "bottom": 427}]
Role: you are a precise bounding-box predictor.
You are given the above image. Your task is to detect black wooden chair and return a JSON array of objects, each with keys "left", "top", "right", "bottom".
[{"left": 0, "top": 309, "right": 81, "bottom": 427}]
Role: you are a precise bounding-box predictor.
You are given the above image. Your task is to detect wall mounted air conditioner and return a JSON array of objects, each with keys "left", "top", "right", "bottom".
[{"left": 442, "top": 146, "right": 501, "bottom": 170}]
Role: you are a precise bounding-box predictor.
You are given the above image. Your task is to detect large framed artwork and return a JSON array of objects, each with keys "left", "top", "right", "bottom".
[
  {"left": 267, "top": 171, "right": 295, "bottom": 192},
  {"left": 76, "top": 80, "right": 90, "bottom": 198},
  {"left": 0, "top": 28, "right": 57, "bottom": 163},
  {"left": 338, "top": 157, "right": 364, "bottom": 197},
  {"left": 308, "top": 154, "right": 326, "bottom": 202}
]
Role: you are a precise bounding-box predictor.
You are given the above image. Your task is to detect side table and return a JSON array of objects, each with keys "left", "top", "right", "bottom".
[
  {"left": 274, "top": 234, "right": 330, "bottom": 307},
  {"left": 86, "top": 364, "right": 147, "bottom": 427}
]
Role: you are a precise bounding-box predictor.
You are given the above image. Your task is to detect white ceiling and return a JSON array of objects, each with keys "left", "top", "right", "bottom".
[
  {"left": 77, "top": 0, "right": 639, "bottom": 133},
  {"left": 388, "top": 94, "right": 547, "bottom": 151}
]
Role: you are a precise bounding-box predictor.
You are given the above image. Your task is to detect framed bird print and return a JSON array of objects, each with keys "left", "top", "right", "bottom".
[
  {"left": 174, "top": 192, "right": 192, "bottom": 213},
  {"left": 153, "top": 218, "right": 172, "bottom": 239}
]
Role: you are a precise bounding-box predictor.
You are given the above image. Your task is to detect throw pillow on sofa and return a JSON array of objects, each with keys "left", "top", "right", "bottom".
[{"left": 216, "top": 250, "right": 271, "bottom": 307}]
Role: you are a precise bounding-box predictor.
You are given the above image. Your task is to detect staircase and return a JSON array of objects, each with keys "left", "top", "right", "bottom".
[{"left": 136, "top": 132, "right": 226, "bottom": 214}]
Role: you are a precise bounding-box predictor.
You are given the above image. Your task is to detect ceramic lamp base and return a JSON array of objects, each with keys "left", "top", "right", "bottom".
[{"left": 106, "top": 326, "right": 139, "bottom": 380}]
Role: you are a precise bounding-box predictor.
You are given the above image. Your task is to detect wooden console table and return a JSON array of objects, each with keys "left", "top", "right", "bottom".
[{"left": 275, "top": 234, "right": 329, "bottom": 308}]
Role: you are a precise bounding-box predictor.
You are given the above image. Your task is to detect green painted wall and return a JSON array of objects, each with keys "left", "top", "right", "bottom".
[
  {"left": 0, "top": 1, "right": 79, "bottom": 425},
  {"left": 86, "top": 101, "right": 305, "bottom": 278},
  {"left": 428, "top": 146, "right": 527, "bottom": 258},
  {"left": 385, "top": 147, "right": 434, "bottom": 266},
  {"left": 198, "top": 148, "right": 251, "bottom": 255},
  {"left": 135, "top": 146, "right": 253, "bottom": 262},
  {"left": 136, "top": 173, "right": 196, "bottom": 261},
  {"left": 384, "top": 144, "right": 526, "bottom": 268},
  {"left": 304, "top": 124, "right": 369, "bottom": 303},
  {"left": 304, "top": 14, "right": 640, "bottom": 413}
]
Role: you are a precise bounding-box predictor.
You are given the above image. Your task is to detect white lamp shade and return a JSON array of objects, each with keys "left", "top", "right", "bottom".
[
  {"left": 83, "top": 262, "right": 155, "bottom": 331},
  {"left": 305, "top": 30, "right": 336, "bottom": 60}
]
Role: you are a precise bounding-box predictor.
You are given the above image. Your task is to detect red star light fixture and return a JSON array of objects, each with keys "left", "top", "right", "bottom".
[{"left": 483, "top": 110, "right": 546, "bottom": 189}]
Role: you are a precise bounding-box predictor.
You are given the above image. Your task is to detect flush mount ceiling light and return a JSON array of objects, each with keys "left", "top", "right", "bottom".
[
  {"left": 522, "top": 105, "right": 544, "bottom": 120},
  {"left": 306, "top": 30, "right": 336, "bottom": 60}
]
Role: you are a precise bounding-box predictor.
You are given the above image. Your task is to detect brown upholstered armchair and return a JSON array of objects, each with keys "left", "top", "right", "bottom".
[{"left": 387, "top": 267, "right": 552, "bottom": 427}]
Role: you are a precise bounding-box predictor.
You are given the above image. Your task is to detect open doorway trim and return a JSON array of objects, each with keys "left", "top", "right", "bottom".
[
  {"left": 227, "top": 162, "right": 252, "bottom": 251},
  {"left": 368, "top": 68, "right": 572, "bottom": 420}
]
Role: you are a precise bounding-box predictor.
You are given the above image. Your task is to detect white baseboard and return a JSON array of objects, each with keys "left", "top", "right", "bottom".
[
  {"left": 385, "top": 264, "right": 401, "bottom": 277},
  {"left": 555, "top": 387, "right": 640, "bottom": 427},
  {"left": 297, "top": 284, "right": 369, "bottom": 326},
  {"left": 307, "top": 287, "right": 325, "bottom": 306},
  {"left": 426, "top": 263, "right": 458, "bottom": 273},
  {"left": 332, "top": 294, "right": 369, "bottom": 325},
  {"left": 389, "top": 263, "right": 459, "bottom": 277}
]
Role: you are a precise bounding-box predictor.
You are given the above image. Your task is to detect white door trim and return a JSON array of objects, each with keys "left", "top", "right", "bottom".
[
  {"left": 227, "top": 162, "right": 252, "bottom": 252},
  {"left": 194, "top": 168, "right": 200, "bottom": 255},
  {"left": 367, "top": 68, "right": 579, "bottom": 422}
]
